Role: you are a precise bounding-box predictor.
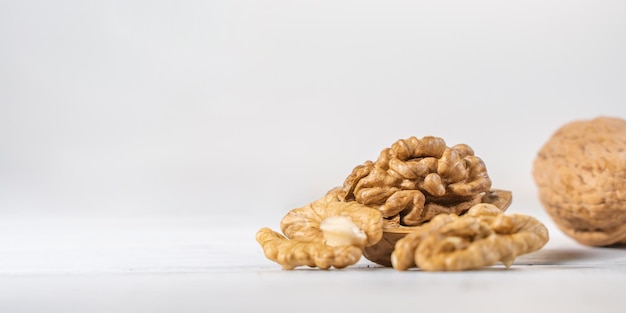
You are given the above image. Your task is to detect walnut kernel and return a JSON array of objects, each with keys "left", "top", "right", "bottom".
[
  {"left": 319, "top": 216, "right": 367, "bottom": 247},
  {"left": 256, "top": 188, "right": 383, "bottom": 270},
  {"left": 341, "top": 136, "right": 492, "bottom": 226},
  {"left": 391, "top": 203, "right": 549, "bottom": 271},
  {"left": 256, "top": 228, "right": 362, "bottom": 270}
]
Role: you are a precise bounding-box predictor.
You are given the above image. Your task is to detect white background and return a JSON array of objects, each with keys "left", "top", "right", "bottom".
[
  {"left": 2, "top": 1, "right": 626, "bottom": 312},
  {"left": 2, "top": 0, "right": 626, "bottom": 219}
]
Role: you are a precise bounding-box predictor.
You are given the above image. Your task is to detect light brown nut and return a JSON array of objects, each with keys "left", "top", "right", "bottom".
[
  {"left": 341, "top": 136, "right": 493, "bottom": 226},
  {"left": 364, "top": 190, "right": 511, "bottom": 267},
  {"left": 280, "top": 188, "right": 383, "bottom": 248},
  {"left": 390, "top": 213, "right": 459, "bottom": 270},
  {"left": 391, "top": 204, "right": 549, "bottom": 271},
  {"left": 447, "top": 156, "right": 491, "bottom": 196},
  {"left": 256, "top": 188, "right": 384, "bottom": 270},
  {"left": 391, "top": 136, "right": 447, "bottom": 160},
  {"left": 340, "top": 161, "right": 374, "bottom": 202},
  {"left": 403, "top": 193, "right": 482, "bottom": 226},
  {"left": 256, "top": 228, "right": 362, "bottom": 270},
  {"left": 533, "top": 116, "right": 626, "bottom": 246},
  {"left": 422, "top": 173, "right": 446, "bottom": 197}
]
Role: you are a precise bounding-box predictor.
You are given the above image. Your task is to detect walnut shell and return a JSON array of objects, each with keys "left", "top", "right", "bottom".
[
  {"left": 363, "top": 189, "right": 512, "bottom": 267},
  {"left": 533, "top": 116, "right": 626, "bottom": 246}
]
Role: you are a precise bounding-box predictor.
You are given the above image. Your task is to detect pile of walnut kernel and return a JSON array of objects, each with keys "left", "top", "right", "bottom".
[{"left": 256, "top": 136, "right": 549, "bottom": 271}]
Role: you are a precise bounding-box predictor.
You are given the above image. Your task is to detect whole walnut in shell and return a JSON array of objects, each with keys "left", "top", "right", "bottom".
[{"left": 533, "top": 116, "right": 626, "bottom": 246}]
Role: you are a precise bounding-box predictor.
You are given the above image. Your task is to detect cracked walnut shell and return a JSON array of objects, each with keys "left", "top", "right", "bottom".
[
  {"left": 362, "top": 189, "right": 512, "bottom": 267},
  {"left": 533, "top": 116, "right": 626, "bottom": 246},
  {"left": 338, "top": 135, "right": 512, "bottom": 266},
  {"left": 391, "top": 203, "right": 549, "bottom": 271}
]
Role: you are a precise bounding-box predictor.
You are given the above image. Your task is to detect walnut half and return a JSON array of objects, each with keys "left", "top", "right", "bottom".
[
  {"left": 256, "top": 228, "right": 363, "bottom": 270},
  {"left": 256, "top": 188, "right": 383, "bottom": 270},
  {"left": 391, "top": 203, "right": 549, "bottom": 271}
]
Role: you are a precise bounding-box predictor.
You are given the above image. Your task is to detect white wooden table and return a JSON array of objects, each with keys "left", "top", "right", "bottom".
[{"left": 1, "top": 204, "right": 625, "bottom": 313}]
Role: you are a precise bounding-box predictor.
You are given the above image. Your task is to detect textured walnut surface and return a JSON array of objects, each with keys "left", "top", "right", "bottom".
[
  {"left": 391, "top": 204, "right": 549, "bottom": 271},
  {"left": 256, "top": 227, "right": 363, "bottom": 270},
  {"left": 256, "top": 188, "right": 383, "bottom": 270},
  {"left": 280, "top": 188, "right": 383, "bottom": 247},
  {"left": 533, "top": 116, "right": 626, "bottom": 246},
  {"left": 341, "top": 136, "right": 492, "bottom": 226},
  {"left": 363, "top": 188, "right": 512, "bottom": 267}
]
